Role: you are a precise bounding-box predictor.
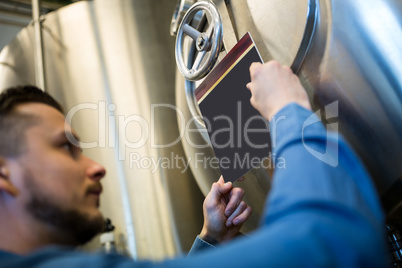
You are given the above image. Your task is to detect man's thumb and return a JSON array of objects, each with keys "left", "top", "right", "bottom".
[{"left": 209, "top": 181, "right": 232, "bottom": 201}]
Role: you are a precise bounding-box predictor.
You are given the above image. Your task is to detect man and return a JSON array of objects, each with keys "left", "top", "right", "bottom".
[
  {"left": 0, "top": 61, "right": 387, "bottom": 267},
  {"left": 0, "top": 85, "right": 251, "bottom": 253}
]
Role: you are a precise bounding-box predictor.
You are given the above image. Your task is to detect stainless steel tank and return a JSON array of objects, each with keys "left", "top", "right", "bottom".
[{"left": 172, "top": 0, "right": 402, "bottom": 226}]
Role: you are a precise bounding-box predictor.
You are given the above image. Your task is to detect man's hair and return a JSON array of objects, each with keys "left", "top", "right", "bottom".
[{"left": 0, "top": 85, "right": 63, "bottom": 157}]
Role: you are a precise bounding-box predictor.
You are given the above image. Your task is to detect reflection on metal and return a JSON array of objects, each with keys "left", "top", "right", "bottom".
[
  {"left": 214, "top": 0, "right": 238, "bottom": 52},
  {"left": 300, "top": 0, "right": 402, "bottom": 207},
  {"left": 31, "top": 0, "right": 46, "bottom": 91},
  {"left": 184, "top": 63, "right": 206, "bottom": 134},
  {"left": 245, "top": 0, "right": 311, "bottom": 65},
  {"left": 0, "top": 0, "right": 205, "bottom": 260},
  {"left": 290, "top": 0, "right": 317, "bottom": 74},
  {"left": 170, "top": 0, "right": 195, "bottom": 36},
  {"left": 175, "top": 1, "right": 222, "bottom": 80}
]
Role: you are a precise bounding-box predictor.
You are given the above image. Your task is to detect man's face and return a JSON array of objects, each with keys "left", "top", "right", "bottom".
[{"left": 9, "top": 103, "right": 106, "bottom": 245}]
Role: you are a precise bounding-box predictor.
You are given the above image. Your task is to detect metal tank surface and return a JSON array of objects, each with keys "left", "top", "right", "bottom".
[
  {"left": 0, "top": 0, "right": 206, "bottom": 260},
  {"left": 172, "top": 0, "right": 402, "bottom": 230}
]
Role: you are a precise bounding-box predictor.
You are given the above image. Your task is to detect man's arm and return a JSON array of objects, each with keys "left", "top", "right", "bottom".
[{"left": 164, "top": 61, "right": 387, "bottom": 266}]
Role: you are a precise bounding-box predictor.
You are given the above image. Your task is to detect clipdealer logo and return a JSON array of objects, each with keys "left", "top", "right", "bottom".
[
  {"left": 302, "top": 101, "right": 339, "bottom": 167},
  {"left": 129, "top": 152, "right": 285, "bottom": 174},
  {"left": 64, "top": 101, "right": 274, "bottom": 161}
]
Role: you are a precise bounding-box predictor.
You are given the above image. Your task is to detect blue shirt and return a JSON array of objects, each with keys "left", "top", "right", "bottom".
[{"left": 0, "top": 104, "right": 387, "bottom": 267}]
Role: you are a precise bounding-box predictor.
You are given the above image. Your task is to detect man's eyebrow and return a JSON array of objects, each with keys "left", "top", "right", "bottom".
[{"left": 57, "top": 131, "right": 81, "bottom": 143}]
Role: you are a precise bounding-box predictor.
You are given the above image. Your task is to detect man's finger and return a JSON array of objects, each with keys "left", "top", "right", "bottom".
[
  {"left": 249, "top": 62, "right": 262, "bottom": 79},
  {"left": 207, "top": 181, "right": 232, "bottom": 203},
  {"left": 230, "top": 205, "right": 253, "bottom": 227},
  {"left": 217, "top": 175, "right": 225, "bottom": 185},
  {"left": 226, "top": 200, "right": 248, "bottom": 227},
  {"left": 225, "top": 187, "right": 245, "bottom": 217}
]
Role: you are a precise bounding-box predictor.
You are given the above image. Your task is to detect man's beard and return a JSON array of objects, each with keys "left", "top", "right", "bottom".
[{"left": 24, "top": 177, "right": 104, "bottom": 246}]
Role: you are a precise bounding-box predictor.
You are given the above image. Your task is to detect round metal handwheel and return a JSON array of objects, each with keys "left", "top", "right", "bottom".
[{"left": 175, "top": 1, "right": 223, "bottom": 81}]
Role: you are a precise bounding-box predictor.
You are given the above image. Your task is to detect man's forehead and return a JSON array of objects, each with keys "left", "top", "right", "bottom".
[
  {"left": 15, "top": 102, "right": 63, "bottom": 119},
  {"left": 15, "top": 102, "right": 76, "bottom": 137}
]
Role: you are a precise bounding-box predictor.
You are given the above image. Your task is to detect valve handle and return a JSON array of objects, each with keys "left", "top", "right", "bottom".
[{"left": 175, "top": 1, "right": 223, "bottom": 81}]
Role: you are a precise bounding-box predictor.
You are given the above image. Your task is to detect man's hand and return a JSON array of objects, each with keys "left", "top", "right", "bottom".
[
  {"left": 199, "top": 176, "right": 252, "bottom": 244},
  {"left": 247, "top": 61, "right": 312, "bottom": 120}
]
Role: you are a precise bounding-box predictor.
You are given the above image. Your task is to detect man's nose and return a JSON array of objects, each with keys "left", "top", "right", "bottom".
[{"left": 85, "top": 156, "right": 106, "bottom": 181}]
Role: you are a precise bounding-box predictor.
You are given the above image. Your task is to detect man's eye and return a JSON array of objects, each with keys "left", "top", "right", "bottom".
[
  {"left": 62, "top": 143, "right": 74, "bottom": 154},
  {"left": 62, "top": 143, "right": 82, "bottom": 157}
]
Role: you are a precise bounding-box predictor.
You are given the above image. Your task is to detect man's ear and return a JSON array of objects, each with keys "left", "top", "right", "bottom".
[{"left": 0, "top": 157, "right": 19, "bottom": 197}]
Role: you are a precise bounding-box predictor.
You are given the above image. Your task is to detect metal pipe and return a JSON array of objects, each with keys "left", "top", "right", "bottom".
[
  {"left": 32, "top": 0, "right": 46, "bottom": 91},
  {"left": 387, "top": 224, "right": 402, "bottom": 266}
]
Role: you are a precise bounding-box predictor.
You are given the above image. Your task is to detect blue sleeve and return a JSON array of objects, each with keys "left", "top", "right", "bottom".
[
  {"left": 160, "top": 103, "right": 387, "bottom": 267},
  {"left": 0, "top": 103, "right": 387, "bottom": 267},
  {"left": 258, "top": 103, "right": 387, "bottom": 266},
  {"left": 188, "top": 236, "right": 216, "bottom": 255}
]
